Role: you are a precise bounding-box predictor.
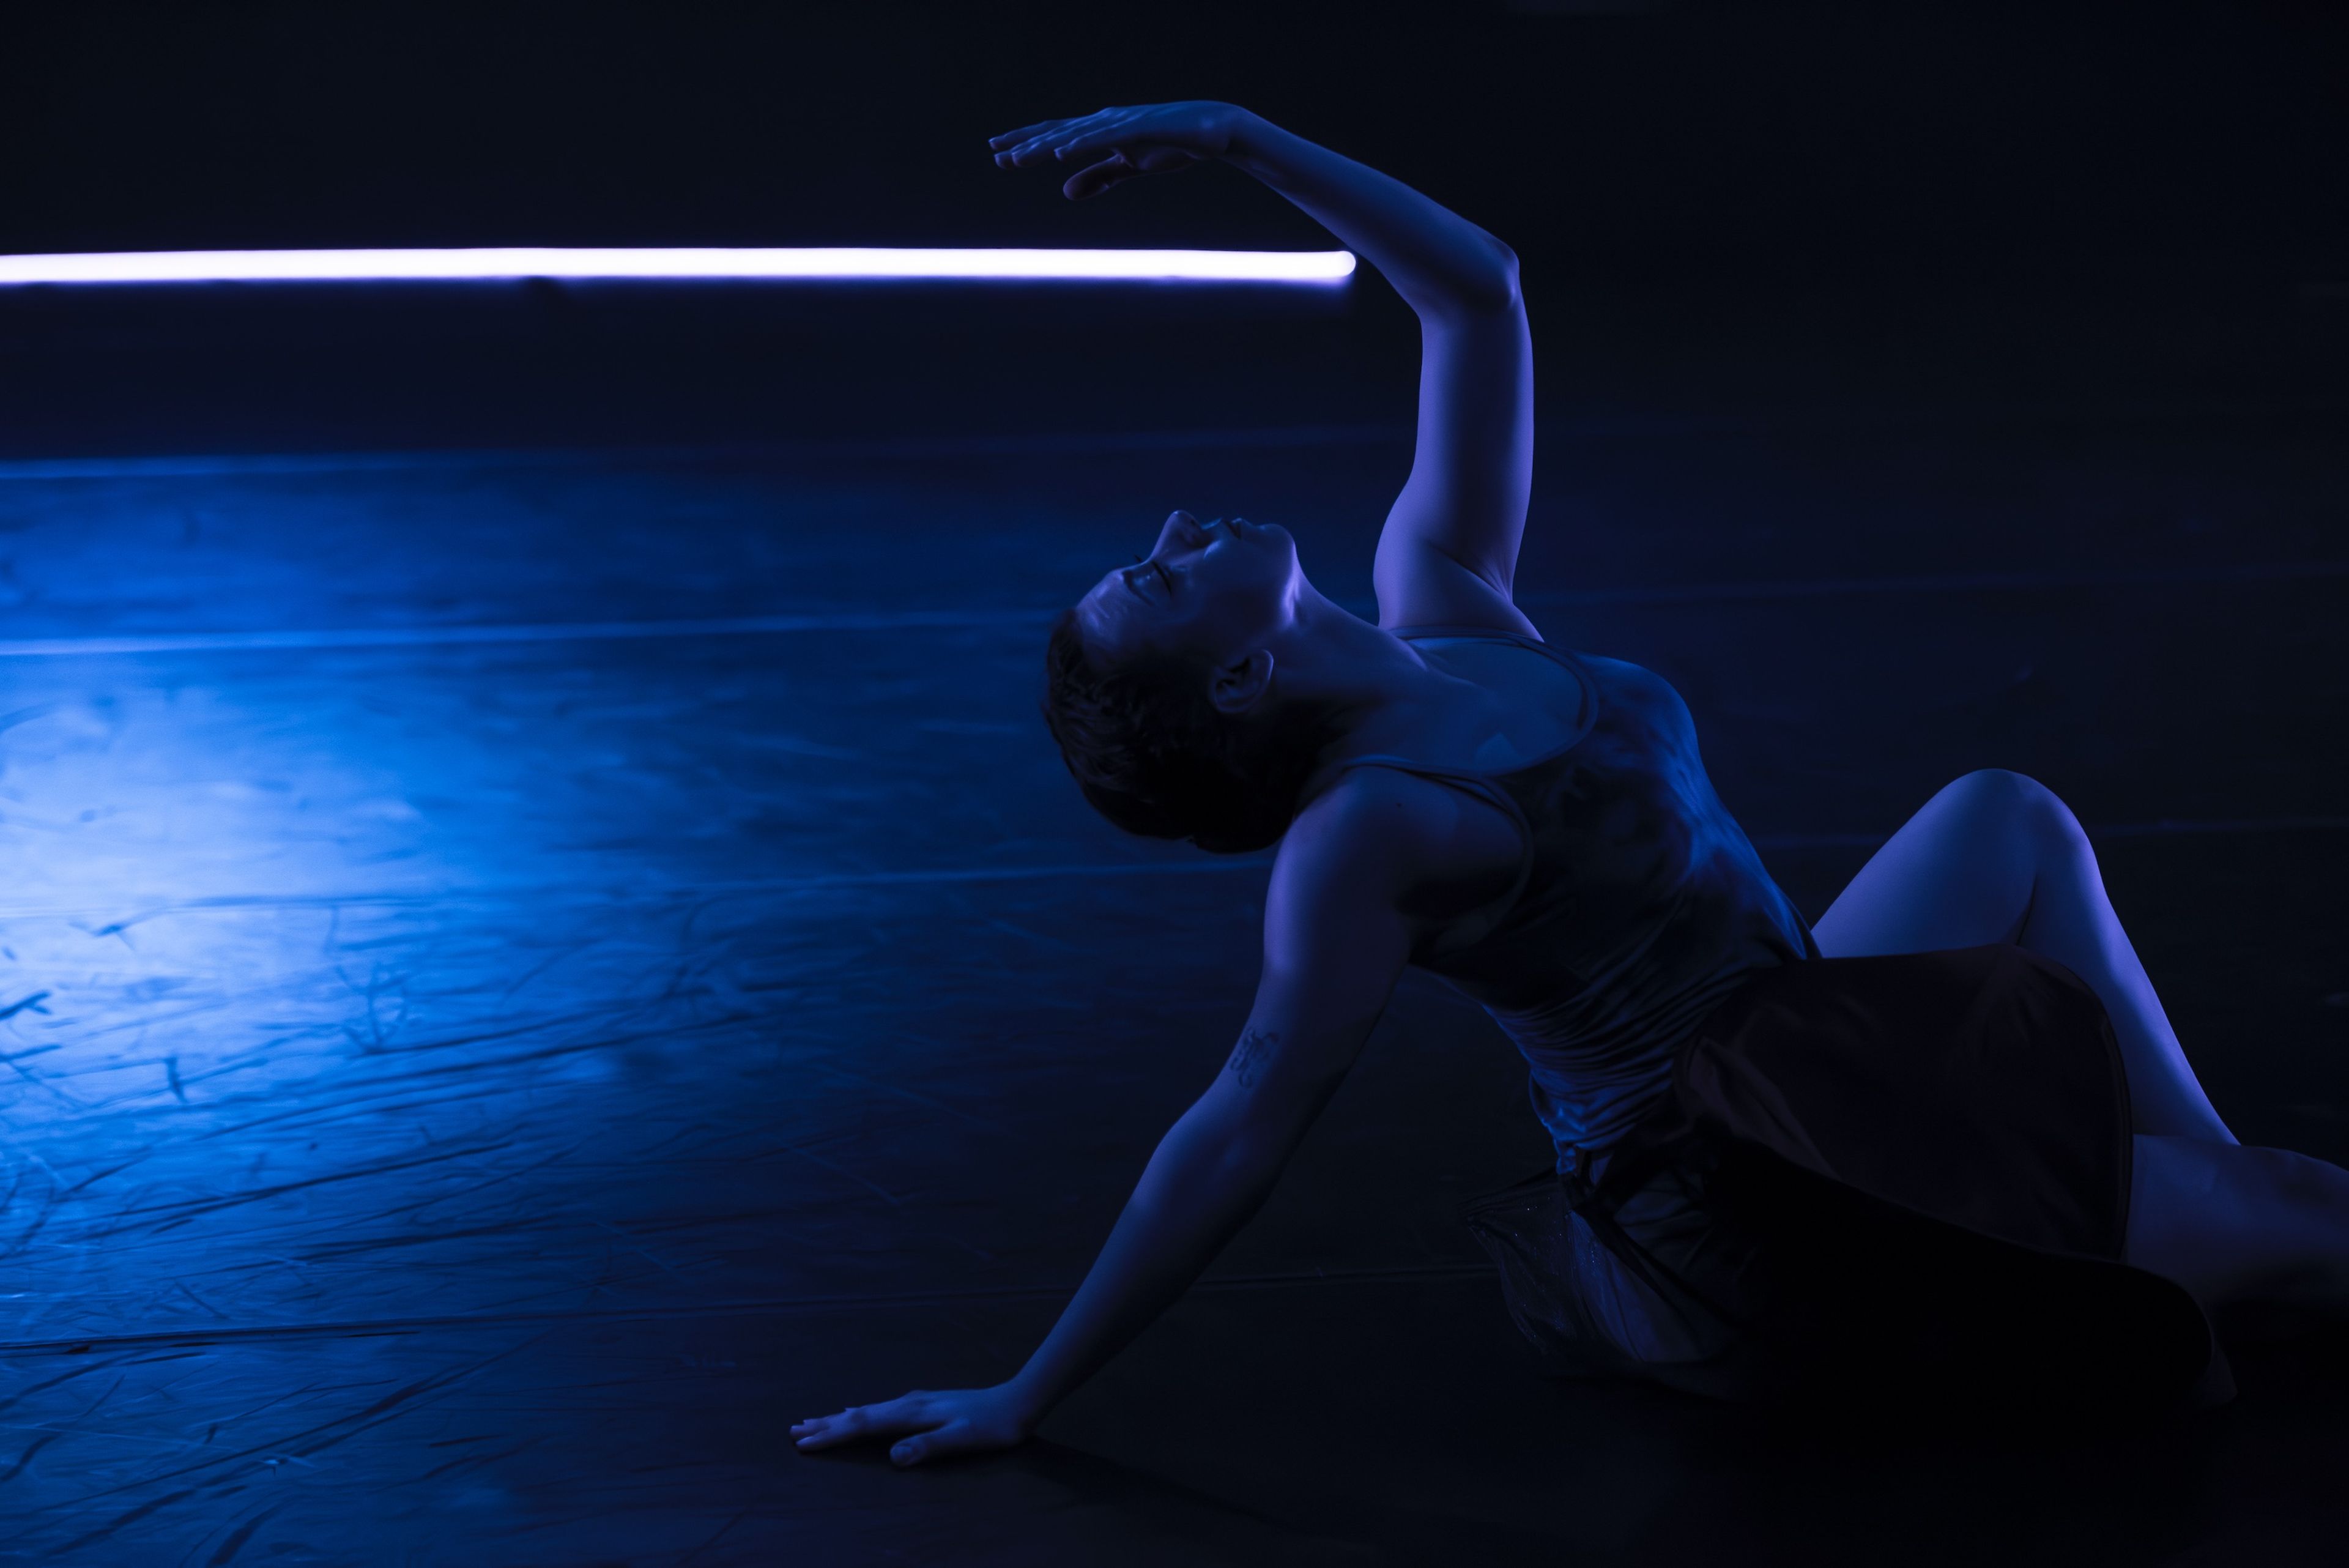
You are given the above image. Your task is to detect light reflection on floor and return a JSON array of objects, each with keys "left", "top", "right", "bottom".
[{"left": 1, "top": 423, "right": 2343, "bottom": 1564}]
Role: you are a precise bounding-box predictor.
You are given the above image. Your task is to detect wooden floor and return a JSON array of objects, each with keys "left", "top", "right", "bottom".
[{"left": 2, "top": 337, "right": 2346, "bottom": 1562}]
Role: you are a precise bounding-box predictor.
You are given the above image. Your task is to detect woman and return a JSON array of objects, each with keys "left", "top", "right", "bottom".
[{"left": 794, "top": 102, "right": 2349, "bottom": 1463}]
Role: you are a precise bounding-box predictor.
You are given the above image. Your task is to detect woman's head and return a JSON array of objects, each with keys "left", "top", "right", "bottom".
[{"left": 1041, "top": 511, "right": 1336, "bottom": 853}]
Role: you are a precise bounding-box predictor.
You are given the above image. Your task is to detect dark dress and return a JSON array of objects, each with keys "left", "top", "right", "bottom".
[{"left": 1316, "top": 627, "right": 2213, "bottom": 1411}]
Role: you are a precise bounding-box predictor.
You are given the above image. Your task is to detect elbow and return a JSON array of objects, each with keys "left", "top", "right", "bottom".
[
  {"left": 1200, "top": 1123, "right": 1291, "bottom": 1196},
  {"left": 1447, "top": 243, "right": 1522, "bottom": 318},
  {"left": 1193, "top": 1105, "right": 1324, "bottom": 1203},
  {"left": 1488, "top": 244, "right": 1523, "bottom": 310},
  {"left": 1168, "top": 1098, "right": 1307, "bottom": 1196}
]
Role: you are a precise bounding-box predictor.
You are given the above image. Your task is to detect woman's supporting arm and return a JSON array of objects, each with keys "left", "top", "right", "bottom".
[
  {"left": 1000, "top": 1081, "right": 1307, "bottom": 1425},
  {"left": 995, "top": 103, "right": 1537, "bottom": 636},
  {"left": 792, "top": 773, "right": 1427, "bottom": 1465}
]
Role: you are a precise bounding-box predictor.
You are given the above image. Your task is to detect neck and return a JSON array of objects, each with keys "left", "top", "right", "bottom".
[{"left": 1263, "top": 587, "right": 1447, "bottom": 743}]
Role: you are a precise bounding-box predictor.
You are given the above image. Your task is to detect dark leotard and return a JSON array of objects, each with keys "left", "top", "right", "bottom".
[
  {"left": 1308, "top": 629, "right": 2209, "bottom": 1404},
  {"left": 1315, "top": 626, "right": 1817, "bottom": 1167}
]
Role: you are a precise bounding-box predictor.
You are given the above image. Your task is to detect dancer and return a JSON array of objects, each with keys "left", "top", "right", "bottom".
[{"left": 794, "top": 102, "right": 2349, "bottom": 1464}]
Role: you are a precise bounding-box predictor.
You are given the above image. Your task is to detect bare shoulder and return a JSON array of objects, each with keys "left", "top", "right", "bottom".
[
  {"left": 1272, "top": 765, "right": 1523, "bottom": 933},
  {"left": 1284, "top": 765, "right": 1460, "bottom": 876},
  {"left": 1228, "top": 768, "right": 1523, "bottom": 1101}
]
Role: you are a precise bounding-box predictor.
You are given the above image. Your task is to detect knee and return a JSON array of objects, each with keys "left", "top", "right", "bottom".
[{"left": 1943, "top": 768, "right": 2087, "bottom": 856}]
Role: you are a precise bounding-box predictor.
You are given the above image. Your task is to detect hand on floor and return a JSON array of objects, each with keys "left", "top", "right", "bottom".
[{"left": 792, "top": 1383, "right": 1033, "bottom": 1467}]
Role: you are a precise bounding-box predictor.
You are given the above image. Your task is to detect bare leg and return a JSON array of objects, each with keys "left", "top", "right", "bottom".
[
  {"left": 1811, "top": 769, "right": 2236, "bottom": 1143},
  {"left": 2129, "top": 1134, "right": 2349, "bottom": 1313}
]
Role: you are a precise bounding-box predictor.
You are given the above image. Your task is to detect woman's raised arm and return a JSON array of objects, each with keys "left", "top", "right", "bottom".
[
  {"left": 994, "top": 103, "right": 1536, "bottom": 637},
  {"left": 791, "top": 775, "right": 1427, "bottom": 1465}
]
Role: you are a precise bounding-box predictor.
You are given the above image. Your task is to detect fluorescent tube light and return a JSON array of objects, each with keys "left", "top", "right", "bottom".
[{"left": 0, "top": 247, "right": 1357, "bottom": 286}]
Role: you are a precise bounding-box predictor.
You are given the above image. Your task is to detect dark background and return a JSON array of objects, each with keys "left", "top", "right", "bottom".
[
  {"left": 5, "top": 1, "right": 2345, "bottom": 455},
  {"left": 8, "top": 2, "right": 2345, "bottom": 275}
]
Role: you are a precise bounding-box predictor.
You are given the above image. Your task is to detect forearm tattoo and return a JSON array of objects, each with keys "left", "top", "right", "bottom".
[{"left": 1226, "top": 1028, "right": 1277, "bottom": 1089}]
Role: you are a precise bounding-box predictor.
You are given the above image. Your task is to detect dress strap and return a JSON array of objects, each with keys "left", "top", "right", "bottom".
[
  {"left": 1388, "top": 623, "right": 1549, "bottom": 647},
  {"left": 1327, "top": 752, "right": 1529, "bottom": 833},
  {"left": 1324, "top": 754, "right": 1538, "bottom": 954}
]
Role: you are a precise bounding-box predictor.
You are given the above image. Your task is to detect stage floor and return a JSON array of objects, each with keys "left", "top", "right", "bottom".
[{"left": 2, "top": 362, "right": 2346, "bottom": 1562}]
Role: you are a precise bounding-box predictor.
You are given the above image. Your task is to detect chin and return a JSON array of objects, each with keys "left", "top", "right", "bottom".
[{"left": 1264, "top": 524, "right": 1302, "bottom": 572}]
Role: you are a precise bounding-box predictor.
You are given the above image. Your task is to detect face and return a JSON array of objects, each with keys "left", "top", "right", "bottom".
[{"left": 1075, "top": 510, "right": 1304, "bottom": 697}]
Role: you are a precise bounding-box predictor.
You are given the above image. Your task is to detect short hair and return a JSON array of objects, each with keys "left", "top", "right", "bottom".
[{"left": 1039, "top": 608, "right": 1338, "bottom": 855}]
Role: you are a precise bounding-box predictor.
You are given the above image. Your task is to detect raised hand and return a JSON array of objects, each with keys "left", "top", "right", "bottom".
[
  {"left": 990, "top": 101, "right": 1252, "bottom": 200},
  {"left": 790, "top": 1382, "right": 1034, "bottom": 1468}
]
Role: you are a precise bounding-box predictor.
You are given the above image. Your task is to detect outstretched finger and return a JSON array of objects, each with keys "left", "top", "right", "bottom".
[
  {"left": 1062, "top": 153, "right": 1147, "bottom": 201},
  {"left": 889, "top": 1418, "right": 974, "bottom": 1468},
  {"left": 998, "top": 131, "right": 1079, "bottom": 168},
  {"left": 791, "top": 1397, "right": 932, "bottom": 1452},
  {"left": 1000, "top": 111, "right": 1118, "bottom": 166},
  {"left": 789, "top": 1410, "right": 866, "bottom": 1451},
  {"left": 989, "top": 118, "right": 1072, "bottom": 150},
  {"left": 1047, "top": 119, "right": 1136, "bottom": 165}
]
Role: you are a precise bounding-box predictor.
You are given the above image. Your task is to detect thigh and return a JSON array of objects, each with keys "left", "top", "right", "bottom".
[{"left": 1811, "top": 770, "right": 2041, "bottom": 959}]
